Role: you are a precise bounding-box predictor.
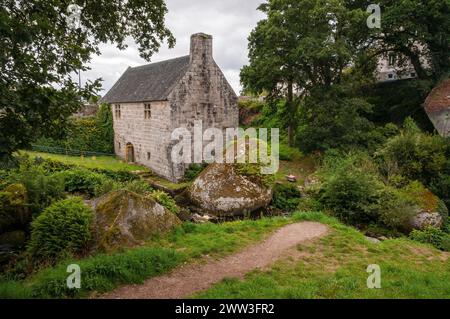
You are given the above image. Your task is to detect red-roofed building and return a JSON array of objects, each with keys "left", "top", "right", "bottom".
[{"left": 424, "top": 79, "right": 450, "bottom": 137}]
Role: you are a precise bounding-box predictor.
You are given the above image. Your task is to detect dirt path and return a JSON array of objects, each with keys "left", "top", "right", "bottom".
[{"left": 100, "top": 222, "right": 329, "bottom": 299}]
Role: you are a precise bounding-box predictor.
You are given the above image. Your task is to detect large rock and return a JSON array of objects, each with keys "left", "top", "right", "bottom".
[
  {"left": 187, "top": 163, "right": 273, "bottom": 216},
  {"left": 93, "top": 190, "right": 181, "bottom": 252},
  {"left": 408, "top": 211, "right": 444, "bottom": 231}
]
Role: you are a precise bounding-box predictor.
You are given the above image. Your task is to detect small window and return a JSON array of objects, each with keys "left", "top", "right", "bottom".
[
  {"left": 147, "top": 152, "right": 151, "bottom": 160},
  {"left": 118, "top": 142, "right": 121, "bottom": 150},
  {"left": 115, "top": 104, "right": 121, "bottom": 119},
  {"left": 388, "top": 53, "right": 396, "bottom": 67},
  {"left": 144, "top": 103, "right": 152, "bottom": 119},
  {"left": 388, "top": 73, "right": 394, "bottom": 79},
  {"left": 410, "top": 72, "right": 416, "bottom": 78}
]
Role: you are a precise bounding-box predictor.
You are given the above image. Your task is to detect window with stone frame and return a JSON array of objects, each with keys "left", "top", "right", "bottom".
[
  {"left": 144, "top": 103, "right": 152, "bottom": 119},
  {"left": 115, "top": 104, "right": 121, "bottom": 119}
]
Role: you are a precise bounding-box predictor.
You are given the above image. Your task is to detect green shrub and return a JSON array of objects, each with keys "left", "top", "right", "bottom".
[
  {"left": 376, "top": 121, "right": 447, "bottom": 185},
  {"left": 184, "top": 164, "right": 207, "bottom": 181},
  {"left": 319, "top": 167, "right": 382, "bottom": 226},
  {"left": 0, "top": 184, "right": 30, "bottom": 233},
  {"left": 272, "top": 183, "right": 302, "bottom": 212},
  {"left": 53, "top": 169, "right": 116, "bottom": 198},
  {"left": 377, "top": 186, "right": 417, "bottom": 231},
  {"left": 430, "top": 173, "right": 450, "bottom": 212},
  {"left": 124, "top": 179, "right": 153, "bottom": 194},
  {"left": 297, "top": 86, "right": 376, "bottom": 153},
  {"left": 279, "top": 143, "right": 303, "bottom": 161},
  {"left": 410, "top": 227, "right": 450, "bottom": 252},
  {"left": 7, "top": 162, "right": 66, "bottom": 215},
  {"left": 91, "top": 168, "right": 138, "bottom": 182},
  {"left": 27, "top": 198, "right": 94, "bottom": 262},
  {"left": 149, "top": 190, "right": 180, "bottom": 214},
  {"left": 36, "top": 104, "right": 114, "bottom": 154}
]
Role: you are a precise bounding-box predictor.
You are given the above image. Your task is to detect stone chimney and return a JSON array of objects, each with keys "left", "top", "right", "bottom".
[{"left": 190, "top": 33, "right": 213, "bottom": 63}]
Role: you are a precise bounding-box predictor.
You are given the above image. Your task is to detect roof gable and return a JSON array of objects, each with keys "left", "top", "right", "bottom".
[
  {"left": 424, "top": 79, "right": 450, "bottom": 113},
  {"left": 100, "top": 55, "right": 190, "bottom": 104}
]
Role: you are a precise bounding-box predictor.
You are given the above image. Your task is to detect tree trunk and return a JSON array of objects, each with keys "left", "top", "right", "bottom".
[{"left": 287, "top": 81, "right": 294, "bottom": 147}]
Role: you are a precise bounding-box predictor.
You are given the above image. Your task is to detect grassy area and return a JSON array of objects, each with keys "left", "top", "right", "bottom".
[
  {"left": 1, "top": 212, "right": 449, "bottom": 299},
  {"left": 0, "top": 217, "right": 290, "bottom": 298},
  {"left": 145, "top": 175, "right": 191, "bottom": 193},
  {"left": 21, "top": 151, "right": 148, "bottom": 172},
  {"left": 275, "top": 157, "right": 317, "bottom": 186},
  {"left": 195, "top": 212, "right": 450, "bottom": 299}
]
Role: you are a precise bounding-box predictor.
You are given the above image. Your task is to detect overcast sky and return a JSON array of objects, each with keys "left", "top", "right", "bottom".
[{"left": 83, "top": 0, "right": 265, "bottom": 97}]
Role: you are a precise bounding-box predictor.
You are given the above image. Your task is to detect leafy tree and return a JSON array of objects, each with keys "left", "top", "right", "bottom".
[
  {"left": 96, "top": 103, "right": 114, "bottom": 153},
  {"left": 0, "top": 0, "right": 174, "bottom": 161},
  {"left": 297, "top": 85, "right": 376, "bottom": 153},
  {"left": 367, "top": 0, "right": 450, "bottom": 81},
  {"left": 241, "top": 0, "right": 368, "bottom": 145}
]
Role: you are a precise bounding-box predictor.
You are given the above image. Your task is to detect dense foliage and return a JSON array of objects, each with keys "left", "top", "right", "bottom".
[
  {"left": 36, "top": 104, "right": 115, "bottom": 153},
  {"left": 27, "top": 198, "right": 94, "bottom": 262},
  {"left": 0, "top": 0, "right": 174, "bottom": 160}
]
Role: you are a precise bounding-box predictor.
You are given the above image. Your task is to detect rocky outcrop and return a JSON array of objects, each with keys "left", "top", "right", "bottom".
[
  {"left": 408, "top": 211, "right": 444, "bottom": 231},
  {"left": 187, "top": 164, "right": 273, "bottom": 216},
  {"left": 93, "top": 190, "right": 181, "bottom": 252}
]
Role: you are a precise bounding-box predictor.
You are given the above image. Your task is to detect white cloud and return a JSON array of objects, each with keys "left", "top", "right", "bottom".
[{"left": 81, "top": 0, "right": 265, "bottom": 96}]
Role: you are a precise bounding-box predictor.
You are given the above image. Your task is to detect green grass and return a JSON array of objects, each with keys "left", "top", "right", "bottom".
[
  {"left": 21, "top": 151, "right": 147, "bottom": 172},
  {"left": 194, "top": 212, "right": 450, "bottom": 299},
  {"left": 2, "top": 211, "right": 449, "bottom": 299},
  {"left": 0, "top": 217, "right": 290, "bottom": 299}
]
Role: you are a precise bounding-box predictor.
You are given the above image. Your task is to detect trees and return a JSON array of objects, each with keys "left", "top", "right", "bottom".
[
  {"left": 0, "top": 0, "right": 174, "bottom": 160},
  {"left": 241, "top": 0, "right": 368, "bottom": 146},
  {"left": 368, "top": 0, "right": 450, "bottom": 82}
]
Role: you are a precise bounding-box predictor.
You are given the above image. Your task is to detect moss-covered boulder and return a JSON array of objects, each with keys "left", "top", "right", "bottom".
[
  {"left": 187, "top": 163, "right": 273, "bottom": 216},
  {"left": 0, "top": 184, "right": 29, "bottom": 233},
  {"left": 93, "top": 190, "right": 181, "bottom": 252}
]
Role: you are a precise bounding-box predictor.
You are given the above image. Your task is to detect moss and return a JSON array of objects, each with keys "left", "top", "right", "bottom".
[{"left": 94, "top": 190, "right": 181, "bottom": 252}]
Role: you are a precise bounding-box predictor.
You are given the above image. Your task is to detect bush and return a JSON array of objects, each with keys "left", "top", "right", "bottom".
[
  {"left": 297, "top": 86, "right": 376, "bottom": 153},
  {"left": 410, "top": 227, "right": 450, "bottom": 252},
  {"left": 35, "top": 104, "right": 114, "bottom": 154},
  {"left": 27, "top": 198, "right": 94, "bottom": 262},
  {"left": 7, "top": 162, "right": 66, "bottom": 216},
  {"left": 319, "top": 166, "right": 382, "bottom": 226},
  {"left": 377, "top": 186, "right": 417, "bottom": 231},
  {"left": 124, "top": 179, "right": 153, "bottom": 194},
  {"left": 272, "top": 183, "right": 302, "bottom": 212},
  {"left": 53, "top": 169, "right": 117, "bottom": 198},
  {"left": 0, "top": 184, "right": 30, "bottom": 233},
  {"left": 376, "top": 120, "right": 447, "bottom": 185},
  {"left": 184, "top": 164, "right": 207, "bottom": 181},
  {"left": 279, "top": 143, "right": 303, "bottom": 161},
  {"left": 149, "top": 190, "right": 180, "bottom": 214}
]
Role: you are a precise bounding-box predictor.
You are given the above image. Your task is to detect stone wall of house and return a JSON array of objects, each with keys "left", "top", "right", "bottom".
[
  {"left": 112, "top": 33, "right": 239, "bottom": 182},
  {"left": 113, "top": 100, "right": 174, "bottom": 177},
  {"left": 167, "top": 33, "right": 239, "bottom": 181}
]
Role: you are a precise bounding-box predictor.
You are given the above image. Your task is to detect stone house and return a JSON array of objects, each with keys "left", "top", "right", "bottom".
[{"left": 100, "top": 33, "right": 239, "bottom": 182}]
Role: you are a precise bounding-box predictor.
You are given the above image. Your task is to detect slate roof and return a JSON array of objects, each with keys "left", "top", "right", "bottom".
[{"left": 100, "top": 55, "right": 190, "bottom": 104}]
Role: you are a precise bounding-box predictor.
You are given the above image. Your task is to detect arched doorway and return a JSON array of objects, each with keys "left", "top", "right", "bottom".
[{"left": 125, "top": 143, "right": 135, "bottom": 163}]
